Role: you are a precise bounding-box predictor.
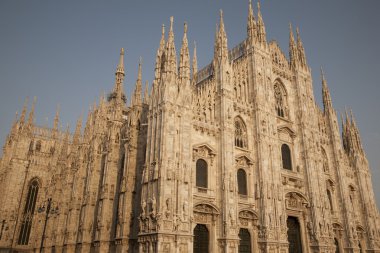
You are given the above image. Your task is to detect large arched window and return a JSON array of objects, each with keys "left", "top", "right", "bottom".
[
  {"left": 235, "top": 117, "right": 247, "bottom": 149},
  {"left": 237, "top": 169, "right": 248, "bottom": 196},
  {"left": 196, "top": 159, "right": 208, "bottom": 188},
  {"left": 193, "top": 224, "right": 209, "bottom": 253},
  {"left": 238, "top": 228, "right": 251, "bottom": 253},
  {"left": 274, "top": 81, "right": 288, "bottom": 118},
  {"left": 18, "top": 178, "right": 40, "bottom": 245},
  {"left": 281, "top": 144, "right": 292, "bottom": 170}
]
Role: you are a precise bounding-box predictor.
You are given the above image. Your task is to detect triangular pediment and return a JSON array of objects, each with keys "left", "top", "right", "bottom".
[
  {"left": 277, "top": 125, "right": 296, "bottom": 138},
  {"left": 235, "top": 154, "right": 254, "bottom": 166},
  {"left": 193, "top": 143, "right": 216, "bottom": 155}
]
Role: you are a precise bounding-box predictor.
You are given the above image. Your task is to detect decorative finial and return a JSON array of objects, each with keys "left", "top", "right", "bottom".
[
  {"left": 161, "top": 24, "right": 165, "bottom": 35},
  {"left": 120, "top": 48, "right": 124, "bottom": 55},
  {"left": 184, "top": 22, "right": 187, "bottom": 34},
  {"left": 170, "top": 16, "right": 174, "bottom": 31},
  {"left": 257, "top": 1, "right": 261, "bottom": 11},
  {"left": 220, "top": 9, "right": 223, "bottom": 19},
  {"left": 320, "top": 67, "right": 325, "bottom": 80}
]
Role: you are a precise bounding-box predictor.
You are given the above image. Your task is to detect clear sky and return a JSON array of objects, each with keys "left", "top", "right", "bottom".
[{"left": 0, "top": 0, "right": 379, "bottom": 207}]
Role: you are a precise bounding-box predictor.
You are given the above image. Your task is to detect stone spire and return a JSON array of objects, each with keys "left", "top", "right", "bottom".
[
  {"left": 53, "top": 105, "right": 60, "bottom": 132},
  {"left": 350, "top": 110, "right": 364, "bottom": 154},
  {"left": 19, "top": 97, "right": 29, "bottom": 125},
  {"left": 164, "top": 16, "right": 177, "bottom": 76},
  {"left": 179, "top": 22, "right": 190, "bottom": 83},
  {"left": 321, "top": 67, "right": 332, "bottom": 111},
  {"left": 72, "top": 116, "right": 82, "bottom": 145},
  {"left": 192, "top": 41, "right": 198, "bottom": 81},
  {"left": 143, "top": 81, "right": 149, "bottom": 104},
  {"left": 132, "top": 58, "right": 143, "bottom": 105},
  {"left": 154, "top": 24, "right": 166, "bottom": 80},
  {"left": 59, "top": 125, "right": 70, "bottom": 162},
  {"left": 27, "top": 97, "right": 37, "bottom": 127},
  {"left": 296, "top": 27, "right": 307, "bottom": 67},
  {"left": 214, "top": 10, "right": 228, "bottom": 63},
  {"left": 289, "top": 23, "right": 298, "bottom": 70},
  {"left": 256, "top": 2, "right": 267, "bottom": 44},
  {"left": 247, "top": 0, "right": 257, "bottom": 42},
  {"left": 110, "top": 48, "right": 126, "bottom": 103}
]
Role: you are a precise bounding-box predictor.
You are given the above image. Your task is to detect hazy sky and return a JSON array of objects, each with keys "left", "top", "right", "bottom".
[{"left": 0, "top": 1, "right": 379, "bottom": 207}]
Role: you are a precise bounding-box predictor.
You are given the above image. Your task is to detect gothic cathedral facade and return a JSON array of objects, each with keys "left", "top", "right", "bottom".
[{"left": 0, "top": 2, "right": 379, "bottom": 253}]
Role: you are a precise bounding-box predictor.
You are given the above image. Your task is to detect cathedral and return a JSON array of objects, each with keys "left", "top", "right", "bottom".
[{"left": 0, "top": 2, "right": 379, "bottom": 253}]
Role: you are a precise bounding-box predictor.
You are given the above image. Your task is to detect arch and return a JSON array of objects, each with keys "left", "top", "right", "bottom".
[
  {"left": 18, "top": 178, "right": 40, "bottom": 245},
  {"left": 237, "top": 169, "right": 248, "bottom": 196},
  {"left": 193, "top": 224, "right": 209, "bottom": 253},
  {"left": 196, "top": 159, "right": 208, "bottom": 188},
  {"left": 193, "top": 202, "right": 220, "bottom": 215},
  {"left": 238, "top": 228, "right": 251, "bottom": 253},
  {"left": 281, "top": 144, "right": 292, "bottom": 170},
  {"left": 273, "top": 80, "right": 288, "bottom": 118},
  {"left": 235, "top": 117, "right": 247, "bottom": 148}
]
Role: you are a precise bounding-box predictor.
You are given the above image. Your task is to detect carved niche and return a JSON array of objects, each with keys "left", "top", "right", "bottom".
[{"left": 193, "top": 203, "right": 219, "bottom": 225}]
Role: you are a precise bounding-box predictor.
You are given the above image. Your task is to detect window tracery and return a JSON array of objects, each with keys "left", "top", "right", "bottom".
[
  {"left": 235, "top": 117, "right": 247, "bottom": 149},
  {"left": 18, "top": 178, "right": 39, "bottom": 245},
  {"left": 274, "top": 81, "right": 288, "bottom": 118}
]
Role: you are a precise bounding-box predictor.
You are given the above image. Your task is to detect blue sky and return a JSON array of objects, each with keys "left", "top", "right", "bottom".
[{"left": 0, "top": 0, "right": 379, "bottom": 207}]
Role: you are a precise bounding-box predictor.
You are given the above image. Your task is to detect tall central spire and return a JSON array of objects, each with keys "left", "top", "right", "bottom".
[
  {"left": 132, "top": 58, "right": 143, "bottom": 105},
  {"left": 179, "top": 22, "right": 190, "bottom": 83},
  {"left": 214, "top": 10, "right": 228, "bottom": 63},
  {"left": 110, "top": 48, "right": 126, "bottom": 103},
  {"left": 256, "top": 2, "right": 267, "bottom": 44},
  {"left": 289, "top": 23, "right": 298, "bottom": 70},
  {"left": 321, "top": 67, "right": 332, "bottom": 111},
  {"left": 164, "top": 16, "right": 177, "bottom": 76},
  {"left": 247, "top": 0, "right": 257, "bottom": 42}
]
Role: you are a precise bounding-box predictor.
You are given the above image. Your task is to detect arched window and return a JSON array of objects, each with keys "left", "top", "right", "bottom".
[
  {"left": 238, "top": 228, "right": 251, "bottom": 253},
  {"left": 235, "top": 117, "right": 247, "bottom": 149},
  {"left": 193, "top": 224, "right": 209, "bottom": 253},
  {"left": 274, "top": 81, "right": 288, "bottom": 118},
  {"left": 334, "top": 238, "right": 340, "bottom": 253},
  {"left": 196, "top": 159, "right": 208, "bottom": 188},
  {"left": 237, "top": 169, "right": 248, "bottom": 196},
  {"left": 281, "top": 144, "right": 292, "bottom": 170},
  {"left": 35, "top": 140, "right": 42, "bottom": 152},
  {"left": 18, "top": 179, "right": 40, "bottom": 245},
  {"left": 327, "top": 189, "right": 333, "bottom": 212}
]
